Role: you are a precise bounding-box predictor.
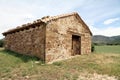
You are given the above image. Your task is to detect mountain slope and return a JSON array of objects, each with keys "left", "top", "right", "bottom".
[{"left": 92, "top": 35, "right": 120, "bottom": 45}]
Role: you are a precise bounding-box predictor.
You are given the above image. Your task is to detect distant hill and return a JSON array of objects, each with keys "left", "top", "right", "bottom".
[{"left": 92, "top": 35, "right": 120, "bottom": 45}]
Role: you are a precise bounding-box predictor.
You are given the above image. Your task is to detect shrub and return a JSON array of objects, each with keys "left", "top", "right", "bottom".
[
  {"left": 91, "top": 44, "right": 95, "bottom": 52},
  {"left": 0, "top": 39, "right": 4, "bottom": 47}
]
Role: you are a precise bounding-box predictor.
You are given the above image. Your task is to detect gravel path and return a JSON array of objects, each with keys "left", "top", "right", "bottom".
[{"left": 77, "top": 73, "right": 118, "bottom": 80}]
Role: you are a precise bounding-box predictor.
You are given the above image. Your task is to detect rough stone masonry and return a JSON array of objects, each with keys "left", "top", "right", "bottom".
[{"left": 3, "top": 12, "right": 92, "bottom": 63}]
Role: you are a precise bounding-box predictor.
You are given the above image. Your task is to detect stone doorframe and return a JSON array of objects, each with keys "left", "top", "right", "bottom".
[{"left": 72, "top": 34, "right": 81, "bottom": 56}]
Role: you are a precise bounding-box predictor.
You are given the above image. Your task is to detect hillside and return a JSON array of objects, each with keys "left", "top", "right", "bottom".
[{"left": 92, "top": 35, "right": 120, "bottom": 45}]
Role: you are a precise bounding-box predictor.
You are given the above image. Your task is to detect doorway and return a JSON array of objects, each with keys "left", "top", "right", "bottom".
[{"left": 72, "top": 35, "right": 81, "bottom": 56}]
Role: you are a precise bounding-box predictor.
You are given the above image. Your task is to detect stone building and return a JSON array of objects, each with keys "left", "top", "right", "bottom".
[{"left": 3, "top": 12, "right": 92, "bottom": 63}]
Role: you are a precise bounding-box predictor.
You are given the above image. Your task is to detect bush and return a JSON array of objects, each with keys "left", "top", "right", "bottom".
[
  {"left": 0, "top": 39, "right": 4, "bottom": 47},
  {"left": 91, "top": 44, "right": 95, "bottom": 52}
]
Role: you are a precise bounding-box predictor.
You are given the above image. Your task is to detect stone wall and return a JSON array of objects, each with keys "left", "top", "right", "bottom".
[
  {"left": 4, "top": 24, "right": 46, "bottom": 61},
  {"left": 45, "top": 15, "right": 91, "bottom": 62},
  {"left": 3, "top": 13, "right": 92, "bottom": 63}
]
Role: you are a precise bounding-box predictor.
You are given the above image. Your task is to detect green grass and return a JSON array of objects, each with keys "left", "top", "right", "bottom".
[
  {"left": 0, "top": 47, "right": 120, "bottom": 80},
  {"left": 94, "top": 45, "right": 120, "bottom": 53}
]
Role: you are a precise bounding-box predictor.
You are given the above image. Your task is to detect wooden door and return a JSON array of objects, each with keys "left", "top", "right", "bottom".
[{"left": 72, "top": 35, "right": 80, "bottom": 56}]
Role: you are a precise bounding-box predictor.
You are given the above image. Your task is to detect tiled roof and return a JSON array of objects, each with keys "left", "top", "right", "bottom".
[
  {"left": 41, "top": 12, "right": 77, "bottom": 23},
  {"left": 3, "top": 12, "right": 92, "bottom": 35}
]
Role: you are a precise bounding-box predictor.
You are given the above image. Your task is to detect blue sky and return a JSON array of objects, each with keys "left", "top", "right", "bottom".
[{"left": 0, "top": 0, "right": 120, "bottom": 38}]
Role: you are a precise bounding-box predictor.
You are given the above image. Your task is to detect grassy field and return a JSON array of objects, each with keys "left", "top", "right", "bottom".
[
  {"left": 0, "top": 46, "right": 120, "bottom": 80},
  {"left": 95, "top": 45, "right": 120, "bottom": 53}
]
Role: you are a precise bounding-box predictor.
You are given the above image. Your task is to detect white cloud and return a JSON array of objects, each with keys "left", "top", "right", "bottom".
[
  {"left": 0, "top": 0, "right": 85, "bottom": 39},
  {"left": 89, "top": 25, "right": 120, "bottom": 36},
  {"left": 0, "top": 0, "right": 120, "bottom": 39},
  {"left": 103, "top": 18, "right": 119, "bottom": 25}
]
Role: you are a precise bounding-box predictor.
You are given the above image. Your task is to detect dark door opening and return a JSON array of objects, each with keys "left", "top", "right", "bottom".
[{"left": 72, "top": 35, "right": 81, "bottom": 56}]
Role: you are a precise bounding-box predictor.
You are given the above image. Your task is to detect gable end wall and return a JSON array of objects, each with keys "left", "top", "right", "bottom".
[{"left": 45, "top": 15, "right": 91, "bottom": 62}]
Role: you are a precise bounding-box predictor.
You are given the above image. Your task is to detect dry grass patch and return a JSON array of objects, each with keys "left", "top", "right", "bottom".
[{"left": 0, "top": 48, "right": 120, "bottom": 80}]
